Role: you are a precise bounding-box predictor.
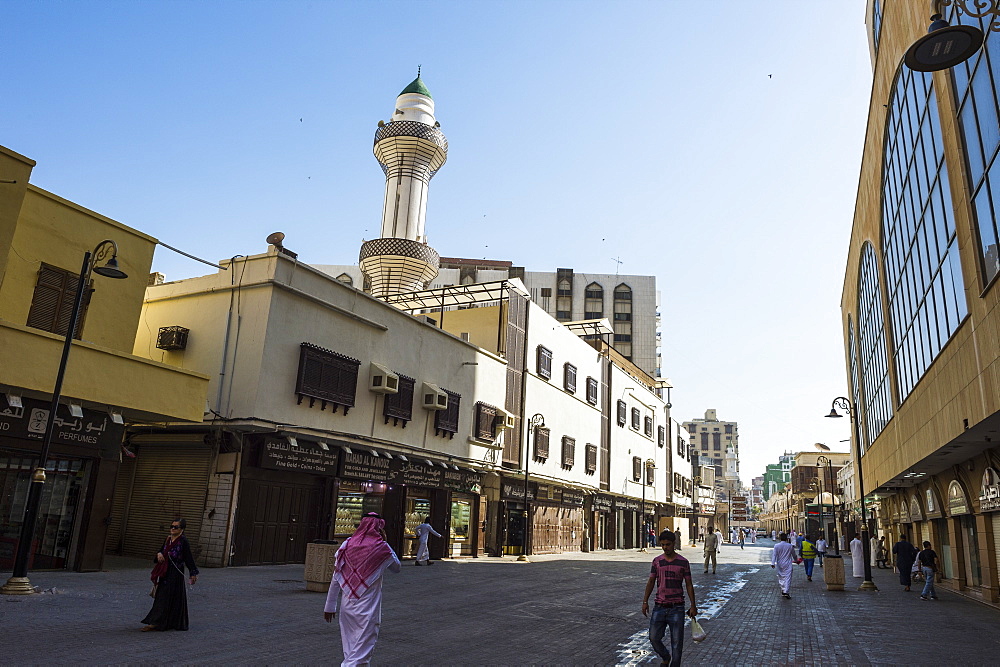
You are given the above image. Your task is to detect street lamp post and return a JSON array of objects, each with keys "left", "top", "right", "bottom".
[
  {"left": 518, "top": 413, "right": 544, "bottom": 562},
  {"left": 2, "top": 240, "right": 127, "bottom": 595},
  {"left": 815, "top": 454, "right": 840, "bottom": 556},
  {"left": 826, "top": 396, "right": 877, "bottom": 591}
]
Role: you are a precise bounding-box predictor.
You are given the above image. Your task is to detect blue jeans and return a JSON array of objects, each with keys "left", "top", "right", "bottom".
[
  {"left": 817, "top": 551, "right": 825, "bottom": 566},
  {"left": 921, "top": 566, "right": 936, "bottom": 597},
  {"left": 649, "top": 604, "right": 685, "bottom": 666},
  {"left": 803, "top": 558, "right": 815, "bottom": 577}
]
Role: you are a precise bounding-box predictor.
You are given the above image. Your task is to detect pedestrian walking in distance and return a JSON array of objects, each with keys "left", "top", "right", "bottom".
[
  {"left": 771, "top": 532, "right": 795, "bottom": 599},
  {"left": 324, "top": 513, "right": 401, "bottom": 667},
  {"left": 141, "top": 518, "right": 199, "bottom": 632},
  {"left": 892, "top": 534, "right": 919, "bottom": 591},
  {"left": 815, "top": 534, "right": 827, "bottom": 568},
  {"left": 799, "top": 534, "right": 818, "bottom": 582},
  {"left": 875, "top": 536, "right": 889, "bottom": 569},
  {"left": 703, "top": 524, "right": 719, "bottom": 574},
  {"left": 918, "top": 541, "right": 940, "bottom": 601},
  {"left": 642, "top": 530, "right": 698, "bottom": 666},
  {"left": 674, "top": 527, "right": 682, "bottom": 550},
  {"left": 414, "top": 516, "right": 441, "bottom": 566},
  {"left": 849, "top": 533, "right": 864, "bottom": 578}
]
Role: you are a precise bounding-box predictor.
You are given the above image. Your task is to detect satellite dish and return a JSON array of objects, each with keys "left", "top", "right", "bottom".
[{"left": 266, "top": 232, "right": 285, "bottom": 247}]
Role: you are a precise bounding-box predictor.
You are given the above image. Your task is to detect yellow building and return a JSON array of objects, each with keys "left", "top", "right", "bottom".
[
  {"left": 842, "top": 1, "right": 1000, "bottom": 604},
  {"left": 0, "top": 145, "right": 208, "bottom": 572}
]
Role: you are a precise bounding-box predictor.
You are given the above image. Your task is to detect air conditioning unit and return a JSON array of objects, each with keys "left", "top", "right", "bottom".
[
  {"left": 369, "top": 362, "right": 399, "bottom": 394},
  {"left": 496, "top": 408, "right": 517, "bottom": 430},
  {"left": 421, "top": 382, "right": 448, "bottom": 410}
]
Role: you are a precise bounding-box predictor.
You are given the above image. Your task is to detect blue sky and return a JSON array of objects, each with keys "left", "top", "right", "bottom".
[{"left": 3, "top": 0, "right": 873, "bottom": 480}]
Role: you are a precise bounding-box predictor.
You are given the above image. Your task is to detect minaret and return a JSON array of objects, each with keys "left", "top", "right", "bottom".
[
  {"left": 360, "top": 73, "right": 448, "bottom": 298},
  {"left": 724, "top": 443, "right": 740, "bottom": 495}
]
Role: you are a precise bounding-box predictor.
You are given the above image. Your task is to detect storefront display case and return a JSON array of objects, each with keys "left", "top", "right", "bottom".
[{"left": 335, "top": 481, "right": 386, "bottom": 537}]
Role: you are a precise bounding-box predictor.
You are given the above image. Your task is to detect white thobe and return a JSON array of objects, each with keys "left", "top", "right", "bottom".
[
  {"left": 715, "top": 531, "right": 724, "bottom": 548},
  {"left": 414, "top": 523, "right": 442, "bottom": 563},
  {"left": 870, "top": 537, "right": 880, "bottom": 566},
  {"left": 850, "top": 538, "right": 864, "bottom": 577},
  {"left": 771, "top": 541, "right": 795, "bottom": 593},
  {"left": 325, "top": 546, "right": 402, "bottom": 667}
]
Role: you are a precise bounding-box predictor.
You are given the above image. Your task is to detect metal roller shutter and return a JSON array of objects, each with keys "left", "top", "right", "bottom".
[
  {"left": 992, "top": 514, "right": 1000, "bottom": 580},
  {"left": 104, "top": 455, "right": 136, "bottom": 554},
  {"left": 121, "top": 437, "right": 213, "bottom": 560}
]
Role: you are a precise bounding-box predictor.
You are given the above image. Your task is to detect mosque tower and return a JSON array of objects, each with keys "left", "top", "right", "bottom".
[
  {"left": 360, "top": 73, "right": 448, "bottom": 298},
  {"left": 724, "top": 443, "right": 741, "bottom": 496}
]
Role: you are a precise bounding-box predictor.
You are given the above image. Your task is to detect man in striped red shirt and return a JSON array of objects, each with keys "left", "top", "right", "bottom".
[{"left": 642, "top": 531, "right": 698, "bottom": 665}]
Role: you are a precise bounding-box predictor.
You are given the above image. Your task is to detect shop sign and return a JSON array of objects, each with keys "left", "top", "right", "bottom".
[
  {"left": 0, "top": 397, "right": 124, "bottom": 458},
  {"left": 909, "top": 495, "right": 924, "bottom": 521},
  {"left": 925, "top": 488, "right": 942, "bottom": 518},
  {"left": 947, "top": 480, "right": 970, "bottom": 516},
  {"left": 442, "top": 468, "right": 483, "bottom": 493},
  {"left": 591, "top": 494, "right": 613, "bottom": 512},
  {"left": 979, "top": 468, "right": 1000, "bottom": 512},
  {"left": 396, "top": 460, "right": 443, "bottom": 487},
  {"left": 340, "top": 450, "right": 395, "bottom": 481},
  {"left": 615, "top": 497, "right": 641, "bottom": 512},
  {"left": 501, "top": 479, "right": 536, "bottom": 501},
  {"left": 261, "top": 438, "right": 339, "bottom": 475},
  {"left": 899, "top": 498, "right": 910, "bottom": 523},
  {"left": 561, "top": 489, "right": 585, "bottom": 507}
]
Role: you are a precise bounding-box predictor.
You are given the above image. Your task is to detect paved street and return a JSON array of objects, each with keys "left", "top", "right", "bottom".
[{"left": 3, "top": 539, "right": 1000, "bottom": 665}]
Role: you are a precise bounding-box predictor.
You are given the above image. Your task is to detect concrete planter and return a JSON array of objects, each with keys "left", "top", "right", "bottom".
[{"left": 304, "top": 542, "right": 339, "bottom": 592}]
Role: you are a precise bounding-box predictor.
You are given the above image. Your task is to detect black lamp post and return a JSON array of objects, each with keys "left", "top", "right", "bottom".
[
  {"left": 517, "top": 413, "right": 544, "bottom": 562},
  {"left": 2, "top": 240, "right": 127, "bottom": 595},
  {"left": 826, "top": 396, "right": 877, "bottom": 591},
  {"left": 816, "top": 454, "right": 840, "bottom": 556}
]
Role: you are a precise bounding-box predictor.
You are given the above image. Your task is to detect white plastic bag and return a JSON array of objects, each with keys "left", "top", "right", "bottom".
[{"left": 691, "top": 618, "right": 708, "bottom": 643}]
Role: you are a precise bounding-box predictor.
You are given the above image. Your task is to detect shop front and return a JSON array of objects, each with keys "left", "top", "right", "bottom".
[
  {"left": 230, "top": 436, "right": 336, "bottom": 566},
  {"left": 615, "top": 496, "right": 641, "bottom": 550},
  {"left": 498, "top": 477, "right": 535, "bottom": 555},
  {"left": 0, "top": 397, "right": 123, "bottom": 572},
  {"left": 591, "top": 494, "right": 614, "bottom": 550},
  {"left": 529, "top": 484, "right": 585, "bottom": 554},
  {"left": 337, "top": 448, "right": 483, "bottom": 560}
]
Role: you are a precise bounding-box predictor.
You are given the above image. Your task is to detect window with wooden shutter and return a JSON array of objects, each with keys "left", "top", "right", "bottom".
[
  {"left": 617, "top": 400, "right": 627, "bottom": 426},
  {"left": 26, "top": 263, "right": 92, "bottom": 339},
  {"left": 658, "top": 425, "right": 665, "bottom": 448},
  {"left": 474, "top": 402, "right": 499, "bottom": 440},
  {"left": 533, "top": 426, "right": 550, "bottom": 460},
  {"left": 586, "top": 377, "right": 598, "bottom": 405},
  {"left": 295, "top": 343, "right": 360, "bottom": 413},
  {"left": 563, "top": 363, "right": 576, "bottom": 393},
  {"left": 585, "top": 444, "right": 597, "bottom": 473},
  {"left": 644, "top": 416, "right": 653, "bottom": 437},
  {"left": 536, "top": 346, "right": 552, "bottom": 379},
  {"left": 647, "top": 464, "right": 655, "bottom": 486},
  {"left": 632, "top": 456, "right": 641, "bottom": 482},
  {"left": 434, "top": 389, "right": 461, "bottom": 438},
  {"left": 631, "top": 408, "right": 640, "bottom": 430},
  {"left": 383, "top": 374, "right": 414, "bottom": 425},
  {"left": 561, "top": 436, "right": 575, "bottom": 469},
  {"left": 677, "top": 436, "right": 686, "bottom": 456},
  {"left": 674, "top": 473, "right": 682, "bottom": 494}
]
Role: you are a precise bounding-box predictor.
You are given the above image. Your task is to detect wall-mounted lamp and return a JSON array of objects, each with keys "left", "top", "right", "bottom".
[
  {"left": 286, "top": 436, "right": 298, "bottom": 448},
  {"left": 68, "top": 403, "right": 84, "bottom": 418},
  {"left": 109, "top": 410, "right": 124, "bottom": 425},
  {"left": 5, "top": 393, "right": 22, "bottom": 409},
  {"left": 317, "top": 441, "right": 329, "bottom": 451}
]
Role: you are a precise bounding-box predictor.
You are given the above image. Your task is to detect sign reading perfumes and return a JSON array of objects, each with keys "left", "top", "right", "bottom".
[
  {"left": 0, "top": 397, "right": 125, "bottom": 458},
  {"left": 980, "top": 468, "right": 1000, "bottom": 512}
]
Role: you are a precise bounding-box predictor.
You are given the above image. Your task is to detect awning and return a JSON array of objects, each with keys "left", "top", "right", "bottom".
[{"left": 380, "top": 278, "right": 529, "bottom": 313}]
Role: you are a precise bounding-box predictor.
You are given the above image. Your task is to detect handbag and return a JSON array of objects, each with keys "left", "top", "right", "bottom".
[{"left": 690, "top": 618, "right": 708, "bottom": 643}]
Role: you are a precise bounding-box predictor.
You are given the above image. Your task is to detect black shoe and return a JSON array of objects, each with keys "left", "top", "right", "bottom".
[
  {"left": 415, "top": 562, "right": 423, "bottom": 566},
  {"left": 781, "top": 592, "right": 791, "bottom": 599},
  {"left": 920, "top": 595, "right": 928, "bottom": 600},
  {"left": 427, "top": 561, "right": 434, "bottom": 565}
]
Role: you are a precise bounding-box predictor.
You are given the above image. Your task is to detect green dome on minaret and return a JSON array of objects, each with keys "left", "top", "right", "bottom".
[{"left": 399, "top": 75, "right": 432, "bottom": 99}]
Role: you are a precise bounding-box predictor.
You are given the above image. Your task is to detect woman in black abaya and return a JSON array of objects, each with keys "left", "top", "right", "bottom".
[{"left": 141, "top": 518, "right": 199, "bottom": 631}]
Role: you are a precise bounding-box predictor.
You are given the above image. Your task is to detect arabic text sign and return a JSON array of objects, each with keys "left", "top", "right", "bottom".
[
  {"left": 261, "top": 438, "right": 340, "bottom": 476},
  {"left": 0, "top": 397, "right": 124, "bottom": 456}
]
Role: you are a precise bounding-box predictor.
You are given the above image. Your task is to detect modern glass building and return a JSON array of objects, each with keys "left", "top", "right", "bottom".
[{"left": 842, "top": 0, "right": 1000, "bottom": 603}]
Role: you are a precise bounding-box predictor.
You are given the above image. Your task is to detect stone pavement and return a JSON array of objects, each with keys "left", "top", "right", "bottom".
[{"left": 1, "top": 540, "right": 999, "bottom": 665}]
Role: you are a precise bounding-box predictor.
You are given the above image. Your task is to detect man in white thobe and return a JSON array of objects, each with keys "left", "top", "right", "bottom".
[
  {"left": 869, "top": 535, "right": 880, "bottom": 568},
  {"left": 771, "top": 532, "right": 796, "bottom": 599},
  {"left": 414, "top": 517, "right": 442, "bottom": 566},
  {"left": 850, "top": 534, "right": 864, "bottom": 578},
  {"left": 324, "top": 513, "right": 402, "bottom": 667}
]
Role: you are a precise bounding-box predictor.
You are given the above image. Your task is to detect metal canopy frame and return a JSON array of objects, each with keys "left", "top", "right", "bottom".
[
  {"left": 381, "top": 278, "right": 529, "bottom": 313},
  {"left": 562, "top": 318, "right": 614, "bottom": 337}
]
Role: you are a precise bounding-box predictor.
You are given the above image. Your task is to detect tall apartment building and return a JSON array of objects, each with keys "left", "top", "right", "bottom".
[
  {"left": 839, "top": 1, "right": 1000, "bottom": 603},
  {"left": 682, "top": 409, "right": 739, "bottom": 496},
  {"left": 316, "top": 258, "right": 662, "bottom": 378}
]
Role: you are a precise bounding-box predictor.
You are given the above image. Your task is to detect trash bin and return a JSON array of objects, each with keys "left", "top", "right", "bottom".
[{"left": 304, "top": 540, "right": 339, "bottom": 592}]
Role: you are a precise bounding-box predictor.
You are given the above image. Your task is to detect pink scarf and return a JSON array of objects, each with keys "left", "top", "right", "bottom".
[{"left": 335, "top": 514, "right": 395, "bottom": 599}]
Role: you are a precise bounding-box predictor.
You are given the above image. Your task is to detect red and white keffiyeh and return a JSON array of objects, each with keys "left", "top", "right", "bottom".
[{"left": 334, "top": 514, "right": 396, "bottom": 599}]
